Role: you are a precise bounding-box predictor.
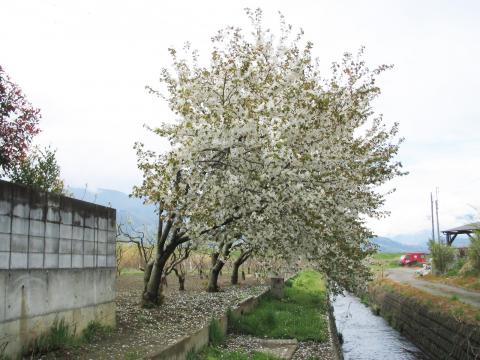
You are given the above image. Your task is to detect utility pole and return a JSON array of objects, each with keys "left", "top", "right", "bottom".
[
  {"left": 430, "top": 192, "right": 435, "bottom": 242},
  {"left": 435, "top": 187, "right": 441, "bottom": 243}
]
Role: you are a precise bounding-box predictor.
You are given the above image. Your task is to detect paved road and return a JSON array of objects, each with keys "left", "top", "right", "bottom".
[{"left": 386, "top": 268, "right": 480, "bottom": 308}]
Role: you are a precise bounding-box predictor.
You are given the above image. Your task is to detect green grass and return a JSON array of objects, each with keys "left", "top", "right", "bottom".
[
  {"left": 209, "top": 319, "right": 225, "bottom": 346},
  {"left": 370, "top": 253, "right": 403, "bottom": 271},
  {"left": 82, "top": 321, "right": 113, "bottom": 342},
  {"left": 27, "top": 319, "right": 79, "bottom": 355},
  {"left": 229, "top": 270, "right": 328, "bottom": 342},
  {"left": 370, "top": 252, "right": 403, "bottom": 274},
  {"left": 191, "top": 347, "right": 280, "bottom": 360},
  {"left": 23, "top": 319, "right": 113, "bottom": 357},
  {"left": 120, "top": 268, "right": 144, "bottom": 276}
]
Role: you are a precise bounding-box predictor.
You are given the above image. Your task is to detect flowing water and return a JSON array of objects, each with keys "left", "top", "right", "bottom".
[{"left": 332, "top": 293, "right": 428, "bottom": 360}]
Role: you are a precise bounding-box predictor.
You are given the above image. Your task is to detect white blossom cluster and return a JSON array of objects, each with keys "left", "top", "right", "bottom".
[{"left": 134, "top": 9, "right": 404, "bottom": 293}]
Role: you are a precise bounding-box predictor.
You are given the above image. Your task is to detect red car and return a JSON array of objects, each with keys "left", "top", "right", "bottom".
[{"left": 400, "top": 252, "right": 427, "bottom": 266}]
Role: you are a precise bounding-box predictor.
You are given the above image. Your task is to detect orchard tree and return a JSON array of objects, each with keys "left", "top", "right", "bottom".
[
  {"left": 134, "top": 9, "right": 404, "bottom": 305},
  {"left": 0, "top": 66, "right": 40, "bottom": 174}
]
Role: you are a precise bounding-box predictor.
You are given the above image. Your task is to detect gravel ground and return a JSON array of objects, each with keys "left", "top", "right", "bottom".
[
  {"left": 292, "top": 341, "right": 334, "bottom": 360},
  {"left": 221, "top": 335, "right": 334, "bottom": 360},
  {"left": 39, "top": 273, "right": 268, "bottom": 360}
]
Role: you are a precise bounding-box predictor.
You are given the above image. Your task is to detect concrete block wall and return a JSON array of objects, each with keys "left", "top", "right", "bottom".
[
  {"left": 0, "top": 180, "right": 116, "bottom": 270},
  {"left": 369, "top": 285, "right": 480, "bottom": 360},
  {"left": 0, "top": 180, "right": 117, "bottom": 358}
]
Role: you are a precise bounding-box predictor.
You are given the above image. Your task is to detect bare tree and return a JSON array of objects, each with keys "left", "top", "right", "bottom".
[
  {"left": 164, "top": 244, "right": 191, "bottom": 291},
  {"left": 116, "top": 243, "right": 125, "bottom": 276},
  {"left": 117, "top": 222, "right": 155, "bottom": 270},
  {"left": 191, "top": 252, "right": 209, "bottom": 279}
]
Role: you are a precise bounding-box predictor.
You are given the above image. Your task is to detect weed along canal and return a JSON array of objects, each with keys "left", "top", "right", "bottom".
[{"left": 333, "top": 293, "right": 427, "bottom": 360}]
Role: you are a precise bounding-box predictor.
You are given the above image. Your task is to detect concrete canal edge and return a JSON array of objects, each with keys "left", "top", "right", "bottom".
[
  {"left": 327, "top": 297, "right": 344, "bottom": 360},
  {"left": 143, "top": 283, "right": 343, "bottom": 360},
  {"left": 368, "top": 284, "right": 480, "bottom": 360}
]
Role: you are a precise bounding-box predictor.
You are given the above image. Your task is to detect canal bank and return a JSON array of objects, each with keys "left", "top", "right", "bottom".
[
  {"left": 332, "top": 293, "right": 427, "bottom": 360},
  {"left": 366, "top": 280, "right": 480, "bottom": 360}
]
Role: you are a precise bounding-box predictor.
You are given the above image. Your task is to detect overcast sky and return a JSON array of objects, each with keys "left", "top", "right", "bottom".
[{"left": 2, "top": 0, "right": 479, "bottom": 238}]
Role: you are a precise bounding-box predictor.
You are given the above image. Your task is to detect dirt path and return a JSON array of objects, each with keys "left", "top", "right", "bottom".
[{"left": 386, "top": 268, "right": 480, "bottom": 308}]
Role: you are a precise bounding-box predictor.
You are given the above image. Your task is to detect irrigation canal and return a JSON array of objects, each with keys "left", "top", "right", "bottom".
[{"left": 332, "top": 293, "right": 428, "bottom": 360}]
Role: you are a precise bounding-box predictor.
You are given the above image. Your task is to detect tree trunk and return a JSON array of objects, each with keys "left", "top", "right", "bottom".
[
  {"left": 172, "top": 267, "right": 186, "bottom": 291},
  {"left": 231, "top": 250, "right": 251, "bottom": 285},
  {"left": 142, "top": 255, "right": 169, "bottom": 306},
  {"left": 141, "top": 211, "right": 178, "bottom": 307},
  {"left": 207, "top": 239, "right": 233, "bottom": 292},
  {"left": 179, "top": 276, "right": 185, "bottom": 291},
  {"left": 208, "top": 259, "right": 225, "bottom": 292},
  {"left": 242, "top": 270, "right": 246, "bottom": 280},
  {"left": 231, "top": 260, "right": 240, "bottom": 285}
]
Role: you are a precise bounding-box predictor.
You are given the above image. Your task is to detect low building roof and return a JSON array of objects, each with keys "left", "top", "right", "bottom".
[{"left": 442, "top": 222, "right": 480, "bottom": 234}]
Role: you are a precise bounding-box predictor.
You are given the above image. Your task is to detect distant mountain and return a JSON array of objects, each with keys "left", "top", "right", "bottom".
[
  {"left": 391, "top": 230, "right": 431, "bottom": 246},
  {"left": 69, "top": 187, "right": 157, "bottom": 230},
  {"left": 391, "top": 230, "right": 471, "bottom": 248},
  {"left": 372, "top": 236, "right": 428, "bottom": 253}
]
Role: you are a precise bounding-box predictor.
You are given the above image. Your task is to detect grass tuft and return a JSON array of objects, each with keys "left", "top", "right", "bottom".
[
  {"left": 28, "top": 319, "right": 77, "bottom": 356},
  {"left": 208, "top": 319, "right": 225, "bottom": 346},
  {"left": 24, "top": 319, "right": 114, "bottom": 357},
  {"left": 82, "top": 321, "right": 113, "bottom": 342}
]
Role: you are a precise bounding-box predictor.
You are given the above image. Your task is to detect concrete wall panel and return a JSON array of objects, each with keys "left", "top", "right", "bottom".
[
  {"left": 28, "top": 253, "right": 44, "bottom": 269},
  {"left": 84, "top": 228, "right": 94, "bottom": 241},
  {"left": 84, "top": 241, "right": 95, "bottom": 255},
  {"left": 98, "top": 242, "right": 107, "bottom": 256},
  {"left": 0, "top": 180, "right": 117, "bottom": 358},
  {"left": 59, "top": 254, "right": 71, "bottom": 268},
  {"left": 0, "top": 200, "right": 11, "bottom": 216},
  {"left": 45, "top": 222, "right": 60, "bottom": 238},
  {"left": 45, "top": 237, "right": 59, "bottom": 253},
  {"left": 60, "top": 210, "right": 73, "bottom": 225},
  {"left": 30, "top": 220, "right": 45, "bottom": 237},
  {"left": 72, "top": 254, "right": 83, "bottom": 268},
  {"left": 60, "top": 224, "right": 72, "bottom": 239},
  {"left": 107, "top": 243, "right": 116, "bottom": 256},
  {"left": 0, "top": 215, "right": 11, "bottom": 233},
  {"left": 44, "top": 253, "right": 59, "bottom": 268},
  {"left": 98, "top": 230, "right": 107, "bottom": 243},
  {"left": 59, "top": 239, "right": 71, "bottom": 254},
  {"left": 11, "top": 234, "right": 28, "bottom": 252},
  {"left": 10, "top": 252, "right": 27, "bottom": 269},
  {"left": 29, "top": 236, "right": 44, "bottom": 253},
  {"left": 0, "top": 252, "right": 9, "bottom": 269},
  {"left": 12, "top": 218, "right": 28, "bottom": 235},
  {"left": 12, "top": 203, "right": 29, "bottom": 219},
  {"left": 46, "top": 207, "right": 60, "bottom": 223},
  {"left": 0, "top": 233, "right": 10, "bottom": 251},
  {"left": 72, "top": 240, "right": 83, "bottom": 255},
  {"left": 84, "top": 255, "right": 94, "bottom": 267},
  {"left": 72, "top": 226, "right": 83, "bottom": 241}
]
